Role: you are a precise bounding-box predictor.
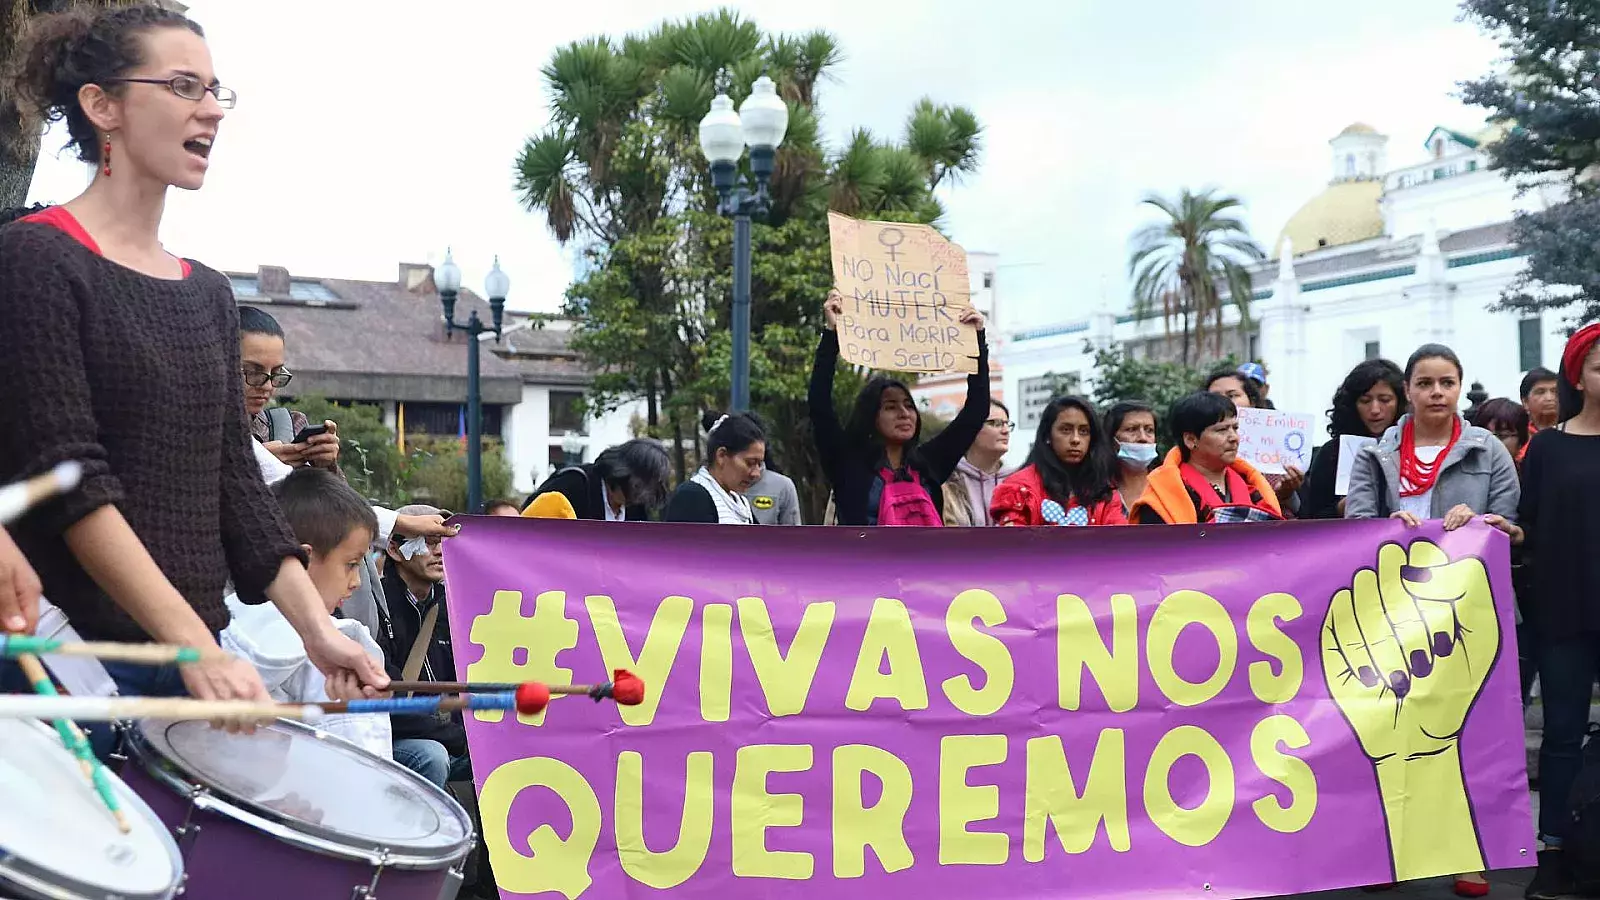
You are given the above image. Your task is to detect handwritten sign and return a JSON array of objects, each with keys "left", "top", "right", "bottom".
[
  {"left": 1236, "top": 407, "right": 1313, "bottom": 475},
  {"left": 1335, "top": 435, "right": 1378, "bottom": 496},
  {"left": 827, "top": 211, "right": 980, "bottom": 374}
]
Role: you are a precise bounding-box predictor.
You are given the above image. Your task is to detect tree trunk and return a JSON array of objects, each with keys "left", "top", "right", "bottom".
[{"left": 0, "top": 112, "right": 41, "bottom": 211}]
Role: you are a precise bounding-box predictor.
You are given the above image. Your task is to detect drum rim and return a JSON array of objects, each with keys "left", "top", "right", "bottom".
[
  {"left": 0, "top": 719, "right": 182, "bottom": 900},
  {"left": 123, "top": 717, "right": 472, "bottom": 869}
]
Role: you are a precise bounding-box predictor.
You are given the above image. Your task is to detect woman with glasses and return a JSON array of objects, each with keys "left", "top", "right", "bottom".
[
  {"left": 992, "top": 396, "right": 1127, "bottom": 527},
  {"left": 940, "top": 399, "right": 1014, "bottom": 527},
  {"left": 0, "top": 5, "right": 386, "bottom": 714},
  {"left": 239, "top": 305, "right": 341, "bottom": 470}
]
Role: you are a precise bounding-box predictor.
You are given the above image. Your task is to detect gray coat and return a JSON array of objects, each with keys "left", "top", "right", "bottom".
[{"left": 1344, "top": 414, "right": 1520, "bottom": 521}]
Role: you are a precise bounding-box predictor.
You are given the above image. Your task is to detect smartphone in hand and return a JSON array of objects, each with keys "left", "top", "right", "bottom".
[{"left": 292, "top": 423, "right": 328, "bottom": 444}]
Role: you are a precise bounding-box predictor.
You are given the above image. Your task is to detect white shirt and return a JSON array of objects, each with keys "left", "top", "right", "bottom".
[
  {"left": 604, "top": 500, "right": 627, "bottom": 522},
  {"left": 691, "top": 468, "right": 755, "bottom": 525},
  {"left": 220, "top": 594, "right": 393, "bottom": 757},
  {"left": 1397, "top": 445, "right": 1444, "bottom": 520},
  {"left": 251, "top": 439, "right": 397, "bottom": 545}
]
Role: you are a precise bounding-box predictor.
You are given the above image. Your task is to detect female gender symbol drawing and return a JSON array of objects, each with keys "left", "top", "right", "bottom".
[{"left": 878, "top": 226, "right": 905, "bottom": 262}]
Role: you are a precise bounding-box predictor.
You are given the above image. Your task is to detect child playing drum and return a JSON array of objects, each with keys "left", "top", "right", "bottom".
[{"left": 220, "top": 468, "right": 390, "bottom": 756}]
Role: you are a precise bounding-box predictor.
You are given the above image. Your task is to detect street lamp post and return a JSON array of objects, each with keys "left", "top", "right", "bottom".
[
  {"left": 437, "top": 249, "right": 510, "bottom": 513},
  {"left": 698, "top": 75, "right": 789, "bottom": 414}
]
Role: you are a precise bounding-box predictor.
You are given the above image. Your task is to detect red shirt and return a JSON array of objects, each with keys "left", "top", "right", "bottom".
[
  {"left": 990, "top": 464, "right": 1127, "bottom": 527},
  {"left": 21, "top": 206, "right": 192, "bottom": 277}
]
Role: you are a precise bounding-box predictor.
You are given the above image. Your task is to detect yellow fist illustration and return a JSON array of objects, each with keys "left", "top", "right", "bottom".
[{"left": 1321, "top": 539, "right": 1500, "bottom": 881}]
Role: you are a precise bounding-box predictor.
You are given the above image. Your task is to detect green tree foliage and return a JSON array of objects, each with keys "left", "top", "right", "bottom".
[
  {"left": 1128, "top": 189, "right": 1264, "bottom": 366},
  {"left": 1460, "top": 0, "right": 1600, "bottom": 327},
  {"left": 514, "top": 10, "right": 983, "bottom": 520},
  {"left": 402, "top": 437, "right": 514, "bottom": 513},
  {"left": 1086, "top": 343, "right": 1232, "bottom": 451},
  {"left": 287, "top": 397, "right": 406, "bottom": 506}
]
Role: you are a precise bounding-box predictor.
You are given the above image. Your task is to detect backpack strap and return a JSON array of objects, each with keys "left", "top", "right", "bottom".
[
  {"left": 402, "top": 601, "right": 441, "bottom": 684},
  {"left": 266, "top": 406, "right": 296, "bottom": 443}
]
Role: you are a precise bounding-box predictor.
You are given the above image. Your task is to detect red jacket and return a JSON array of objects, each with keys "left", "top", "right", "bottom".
[{"left": 990, "top": 465, "right": 1128, "bottom": 527}]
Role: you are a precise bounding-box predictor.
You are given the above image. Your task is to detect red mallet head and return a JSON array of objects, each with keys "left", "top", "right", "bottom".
[
  {"left": 515, "top": 682, "right": 551, "bottom": 716},
  {"left": 611, "top": 669, "right": 645, "bottom": 706}
]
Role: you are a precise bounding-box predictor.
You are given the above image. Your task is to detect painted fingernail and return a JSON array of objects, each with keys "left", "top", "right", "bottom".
[
  {"left": 1357, "top": 666, "right": 1380, "bottom": 687},
  {"left": 1433, "top": 631, "right": 1455, "bottom": 657},
  {"left": 1389, "top": 670, "right": 1411, "bottom": 698},
  {"left": 1410, "top": 649, "right": 1434, "bottom": 677},
  {"left": 1400, "top": 565, "right": 1433, "bottom": 582}
]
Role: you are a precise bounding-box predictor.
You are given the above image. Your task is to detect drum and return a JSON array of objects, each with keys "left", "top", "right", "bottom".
[
  {"left": 0, "top": 718, "right": 182, "bottom": 900},
  {"left": 122, "top": 717, "right": 472, "bottom": 900}
]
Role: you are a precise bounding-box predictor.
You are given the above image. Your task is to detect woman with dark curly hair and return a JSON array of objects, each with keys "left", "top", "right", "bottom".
[
  {"left": 1297, "top": 358, "right": 1406, "bottom": 519},
  {"left": 0, "top": 5, "right": 385, "bottom": 711}
]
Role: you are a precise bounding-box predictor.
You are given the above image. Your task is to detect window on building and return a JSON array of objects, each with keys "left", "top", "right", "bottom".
[
  {"left": 549, "top": 390, "right": 588, "bottom": 436},
  {"left": 982, "top": 272, "right": 993, "bottom": 289},
  {"left": 1433, "top": 138, "right": 1445, "bottom": 159},
  {"left": 1364, "top": 340, "right": 1381, "bottom": 360},
  {"left": 1466, "top": 160, "right": 1478, "bottom": 172},
  {"left": 1344, "top": 154, "right": 1356, "bottom": 177},
  {"left": 402, "top": 402, "right": 502, "bottom": 438},
  {"left": 549, "top": 443, "right": 583, "bottom": 469},
  {"left": 1519, "top": 318, "right": 1543, "bottom": 372}
]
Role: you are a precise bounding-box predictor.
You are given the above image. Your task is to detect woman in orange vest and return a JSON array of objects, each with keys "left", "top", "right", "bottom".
[
  {"left": 991, "top": 396, "right": 1126, "bottom": 527},
  {"left": 1129, "top": 392, "right": 1281, "bottom": 525}
]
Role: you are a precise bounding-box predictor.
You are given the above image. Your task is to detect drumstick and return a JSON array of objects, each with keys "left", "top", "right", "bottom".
[
  {"left": 0, "top": 694, "right": 325, "bottom": 723},
  {"left": 0, "top": 634, "right": 207, "bottom": 666},
  {"left": 0, "top": 461, "right": 83, "bottom": 525},
  {"left": 12, "top": 653, "right": 130, "bottom": 833},
  {"left": 387, "top": 669, "right": 645, "bottom": 706},
  {"left": 0, "top": 690, "right": 554, "bottom": 723}
]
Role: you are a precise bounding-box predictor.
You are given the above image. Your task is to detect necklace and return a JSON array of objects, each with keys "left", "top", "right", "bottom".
[{"left": 1398, "top": 417, "right": 1461, "bottom": 497}]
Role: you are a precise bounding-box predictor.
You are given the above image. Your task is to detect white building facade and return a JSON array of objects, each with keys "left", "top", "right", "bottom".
[{"left": 996, "top": 119, "right": 1569, "bottom": 467}]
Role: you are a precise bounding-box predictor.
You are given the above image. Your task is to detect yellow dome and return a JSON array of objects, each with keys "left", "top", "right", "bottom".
[
  {"left": 1274, "top": 180, "right": 1384, "bottom": 257},
  {"left": 1338, "top": 122, "right": 1378, "bottom": 137}
]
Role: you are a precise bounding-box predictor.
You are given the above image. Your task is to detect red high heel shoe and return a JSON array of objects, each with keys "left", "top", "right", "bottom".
[{"left": 1452, "top": 875, "right": 1490, "bottom": 898}]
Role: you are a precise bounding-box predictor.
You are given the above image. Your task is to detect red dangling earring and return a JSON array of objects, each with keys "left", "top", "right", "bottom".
[{"left": 102, "top": 136, "right": 112, "bottom": 177}]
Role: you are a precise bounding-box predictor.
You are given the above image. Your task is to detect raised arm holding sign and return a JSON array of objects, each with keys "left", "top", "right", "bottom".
[{"left": 826, "top": 212, "right": 981, "bottom": 374}]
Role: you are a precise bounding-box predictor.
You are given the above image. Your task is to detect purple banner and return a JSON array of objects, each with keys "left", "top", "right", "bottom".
[{"left": 442, "top": 518, "right": 1533, "bottom": 900}]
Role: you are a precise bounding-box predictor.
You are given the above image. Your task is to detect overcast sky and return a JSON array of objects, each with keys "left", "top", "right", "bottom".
[{"left": 26, "top": 0, "right": 1503, "bottom": 330}]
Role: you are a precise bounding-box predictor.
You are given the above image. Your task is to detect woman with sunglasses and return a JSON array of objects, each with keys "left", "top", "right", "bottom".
[{"left": 0, "top": 6, "right": 387, "bottom": 712}]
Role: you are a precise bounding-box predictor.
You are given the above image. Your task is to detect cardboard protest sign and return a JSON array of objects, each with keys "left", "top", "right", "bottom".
[
  {"left": 1236, "top": 407, "right": 1314, "bottom": 475},
  {"left": 827, "top": 212, "right": 980, "bottom": 374}
]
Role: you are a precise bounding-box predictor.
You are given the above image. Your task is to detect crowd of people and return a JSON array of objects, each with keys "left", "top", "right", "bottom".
[{"left": 0, "top": 5, "right": 1598, "bottom": 900}]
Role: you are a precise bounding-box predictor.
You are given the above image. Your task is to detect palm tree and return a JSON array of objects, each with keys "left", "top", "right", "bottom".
[
  {"left": 903, "top": 97, "right": 982, "bottom": 192},
  {"left": 1127, "top": 188, "right": 1264, "bottom": 366}
]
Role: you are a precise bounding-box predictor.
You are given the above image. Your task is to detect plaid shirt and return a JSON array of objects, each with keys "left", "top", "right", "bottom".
[{"left": 249, "top": 407, "right": 309, "bottom": 444}]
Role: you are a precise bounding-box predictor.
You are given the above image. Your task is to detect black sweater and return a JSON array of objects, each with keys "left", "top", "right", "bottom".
[
  {"left": 525, "top": 465, "right": 649, "bottom": 521},
  {"left": 1298, "top": 439, "right": 1344, "bottom": 520},
  {"left": 0, "top": 222, "right": 302, "bottom": 641},
  {"left": 1518, "top": 426, "right": 1600, "bottom": 643},
  {"left": 808, "top": 328, "right": 989, "bottom": 526}
]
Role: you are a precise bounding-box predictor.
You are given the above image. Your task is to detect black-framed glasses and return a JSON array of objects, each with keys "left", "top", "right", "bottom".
[
  {"left": 104, "top": 75, "right": 237, "bottom": 109},
  {"left": 242, "top": 368, "right": 292, "bottom": 388},
  {"left": 984, "top": 418, "right": 1014, "bottom": 432}
]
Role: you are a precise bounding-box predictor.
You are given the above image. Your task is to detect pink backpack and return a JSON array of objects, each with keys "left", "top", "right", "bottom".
[{"left": 877, "top": 468, "right": 942, "bottom": 527}]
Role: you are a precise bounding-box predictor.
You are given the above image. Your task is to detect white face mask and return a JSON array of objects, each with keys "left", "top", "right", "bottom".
[{"left": 1117, "top": 442, "right": 1158, "bottom": 466}]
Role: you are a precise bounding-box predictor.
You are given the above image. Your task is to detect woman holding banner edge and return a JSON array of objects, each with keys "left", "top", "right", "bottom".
[
  {"left": 1343, "top": 343, "right": 1518, "bottom": 899},
  {"left": 810, "top": 291, "right": 988, "bottom": 526}
]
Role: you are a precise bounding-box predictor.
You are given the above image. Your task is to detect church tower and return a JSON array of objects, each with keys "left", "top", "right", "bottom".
[{"left": 1328, "top": 122, "right": 1388, "bottom": 183}]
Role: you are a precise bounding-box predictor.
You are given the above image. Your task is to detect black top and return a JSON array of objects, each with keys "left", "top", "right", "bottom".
[
  {"left": 376, "top": 565, "right": 466, "bottom": 754},
  {"left": 1518, "top": 426, "right": 1600, "bottom": 642},
  {"left": 525, "top": 464, "right": 648, "bottom": 521},
  {"left": 807, "top": 328, "right": 989, "bottom": 526},
  {"left": 663, "top": 482, "right": 719, "bottom": 524},
  {"left": 0, "top": 222, "right": 303, "bottom": 641},
  {"left": 1298, "top": 439, "right": 1345, "bottom": 520}
]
